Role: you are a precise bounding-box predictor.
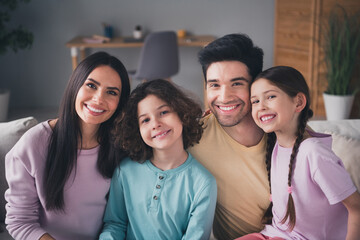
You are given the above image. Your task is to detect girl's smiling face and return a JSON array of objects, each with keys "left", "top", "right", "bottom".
[
  {"left": 137, "top": 94, "right": 184, "bottom": 154},
  {"left": 250, "top": 78, "right": 300, "bottom": 136}
]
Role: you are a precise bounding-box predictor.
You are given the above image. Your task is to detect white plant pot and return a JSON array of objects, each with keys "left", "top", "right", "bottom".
[
  {"left": 0, "top": 89, "right": 10, "bottom": 122},
  {"left": 133, "top": 30, "right": 142, "bottom": 39},
  {"left": 323, "top": 92, "right": 354, "bottom": 120}
]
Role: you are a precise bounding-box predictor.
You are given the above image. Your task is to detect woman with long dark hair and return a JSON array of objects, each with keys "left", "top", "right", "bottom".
[{"left": 5, "top": 51, "right": 130, "bottom": 240}]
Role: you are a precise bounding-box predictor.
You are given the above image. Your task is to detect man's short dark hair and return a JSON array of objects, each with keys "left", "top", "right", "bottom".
[{"left": 198, "top": 33, "right": 264, "bottom": 82}]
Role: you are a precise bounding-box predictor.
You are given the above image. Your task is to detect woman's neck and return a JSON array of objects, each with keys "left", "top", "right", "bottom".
[{"left": 79, "top": 122, "right": 100, "bottom": 149}]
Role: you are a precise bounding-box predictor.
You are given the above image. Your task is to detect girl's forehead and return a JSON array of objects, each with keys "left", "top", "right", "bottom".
[
  {"left": 137, "top": 94, "right": 169, "bottom": 114},
  {"left": 252, "top": 78, "right": 275, "bottom": 89}
]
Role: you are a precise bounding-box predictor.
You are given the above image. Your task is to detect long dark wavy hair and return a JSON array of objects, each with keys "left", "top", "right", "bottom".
[
  {"left": 254, "top": 66, "right": 313, "bottom": 231},
  {"left": 113, "top": 79, "right": 203, "bottom": 162},
  {"left": 44, "top": 51, "right": 130, "bottom": 211}
]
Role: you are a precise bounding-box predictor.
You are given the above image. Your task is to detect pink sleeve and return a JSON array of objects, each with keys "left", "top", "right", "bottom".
[
  {"left": 4, "top": 128, "right": 47, "bottom": 240},
  {"left": 311, "top": 141, "right": 357, "bottom": 205}
]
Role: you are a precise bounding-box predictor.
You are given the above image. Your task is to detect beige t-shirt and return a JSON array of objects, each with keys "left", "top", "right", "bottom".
[{"left": 189, "top": 114, "right": 270, "bottom": 239}]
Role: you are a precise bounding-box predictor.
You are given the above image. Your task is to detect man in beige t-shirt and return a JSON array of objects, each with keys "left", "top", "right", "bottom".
[{"left": 189, "top": 33, "right": 270, "bottom": 240}]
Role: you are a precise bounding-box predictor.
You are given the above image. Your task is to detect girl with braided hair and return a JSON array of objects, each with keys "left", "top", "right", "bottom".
[{"left": 236, "top": 66, "right": 360, "bottom": 240}]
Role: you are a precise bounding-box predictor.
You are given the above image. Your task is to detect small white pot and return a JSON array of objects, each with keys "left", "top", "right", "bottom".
[
  {"left": 0, "top": 89, "right": 10, "bottom": 122},
  {"left": 133, "top": 30, "right": 142, "bottom": 39},
  {"left": 323, "top": 92, "right": 354, "bottom": 120}
]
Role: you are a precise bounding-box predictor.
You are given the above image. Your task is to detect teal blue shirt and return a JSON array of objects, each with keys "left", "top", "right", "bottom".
[{"left": 99, "top": 153, "right": 217, "bottom": 240}]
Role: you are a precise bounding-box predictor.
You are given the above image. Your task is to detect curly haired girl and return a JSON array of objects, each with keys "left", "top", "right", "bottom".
[{"left": 100, "top": 79, "right": 217, "bottom": 240}]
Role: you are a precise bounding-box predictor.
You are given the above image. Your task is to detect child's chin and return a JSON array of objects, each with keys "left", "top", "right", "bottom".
[{"left": 262, "top": 127, "right": 274, "bottom": 133}]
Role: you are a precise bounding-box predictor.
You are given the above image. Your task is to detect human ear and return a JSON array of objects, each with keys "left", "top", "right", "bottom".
[{"left": 295, "top": 92, "right": 307, "bottom": 113}]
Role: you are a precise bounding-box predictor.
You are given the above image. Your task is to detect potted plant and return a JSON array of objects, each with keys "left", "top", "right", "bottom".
[
  {"left": 322, "top": 4, "right": 360, "bottom": 120},
  {"left": 0, "top": 0, "right": 33, "bottom": 121}
]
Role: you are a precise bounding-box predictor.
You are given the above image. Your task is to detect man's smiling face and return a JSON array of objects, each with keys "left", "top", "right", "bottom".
[{"left": 206, "top": 61, "right": 252, "bottom": 127}]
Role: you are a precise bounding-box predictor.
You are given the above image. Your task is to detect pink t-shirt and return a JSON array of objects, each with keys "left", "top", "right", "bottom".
[
  {"left": 261, "top": 130, "right": 357, "bottom": 240},
  {"left": 5, "top": 121, "right": 111, "bottom": 240}
]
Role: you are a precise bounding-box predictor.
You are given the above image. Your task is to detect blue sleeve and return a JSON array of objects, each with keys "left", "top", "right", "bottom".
[
  {"left": 182, "top": 177, "right": 217, "bottom": 240},
  {"left": 99, "top": 167, "right": 127, "bottom": 240}
]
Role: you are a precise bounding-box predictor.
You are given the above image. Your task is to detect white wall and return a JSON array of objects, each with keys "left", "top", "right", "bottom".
[{"left": 1, "top": 0, "right": 274, "bottom": 109}]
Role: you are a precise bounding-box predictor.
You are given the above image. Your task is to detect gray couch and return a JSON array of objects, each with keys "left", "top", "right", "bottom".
[
  {"left": 0, "top": 117, "right": 38, "bottom": 239},
  {"left": 0, "top": 117, "right": 359, "bottom": 240}
]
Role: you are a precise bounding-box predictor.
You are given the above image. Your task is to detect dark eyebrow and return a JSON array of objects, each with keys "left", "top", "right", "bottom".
[
  {"left": 207, "top": 77, "right": 249, "bottom": 83},
  {"left": 138, "top": 104, "right": 169, "bottom": 119},
  {"left": 206, "top": 79, "right": 218, "bottom": 83},
  {"left": 231, "top": 77, "right": 249, "bottom": 82},
  {"left": 87, "top": 78, "right": 100, "bottom": 85},
  {"left": 87, "top": 78, "right": 120, "bottom": 92},
  {"left": 158, "top": 104, "right": 169, "bottom": 110},
  {"left": 250, "top": 89, "right": 280, "bottom": 99}
]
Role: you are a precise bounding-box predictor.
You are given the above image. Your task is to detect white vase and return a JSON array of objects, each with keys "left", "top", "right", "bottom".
[
  {"left": 133, "top": 30, "right": 142, "bottom": 39},
  {"left": 323, "top": 92, "right": 354, "bottom": 120},
  {"left": 0, "top": 89, "right": 10, "bottom": 122}
]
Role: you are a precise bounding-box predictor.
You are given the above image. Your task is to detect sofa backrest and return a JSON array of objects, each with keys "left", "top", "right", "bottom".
[
  {"left": 0, "top": 117, "right": 38, "bottom": 222},
  {"left": 308, "top": 119, "right": 360, "bottom": 191}
]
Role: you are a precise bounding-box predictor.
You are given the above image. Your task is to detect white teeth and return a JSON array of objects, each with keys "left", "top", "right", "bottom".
[
  {"left": 154, "top": 131, "right": 169, "bottom": 138},
  {"left": 219, "top": 106, "right": 236, "bottom": 111},
  {"left": 87, "top": 105, "right": 104, "bottom": 113},
  {"left": 261, "top": 115, "right": 274, "bottom": 121}
]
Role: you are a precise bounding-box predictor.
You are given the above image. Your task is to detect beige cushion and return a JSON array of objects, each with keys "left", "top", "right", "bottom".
[
  {"left": 0, "top": 117, "right": 38, "bottom": 222},
  {"left": 308, "top": 120, "right": 360, "bottom": 191},
  {"left": 331, "top": 134, "right": 360, "bottom": 190}
]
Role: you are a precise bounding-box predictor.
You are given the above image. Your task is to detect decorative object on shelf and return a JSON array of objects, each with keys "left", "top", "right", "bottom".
[
  {"left": 0, "top": 0, "right": 34, "bottom": 122},
  {"left": 133, "top": 25, "right": 143, "bottom": 39},
  {"left": 321, "top": 4, "right": 360, "bottom": 120},
  {"left": 102, "top": 23, "right": 113, "bottom": 39},
  {"left": 82, "top": 35, "right": 111, "bottom": 44},
  {"left": 177, "top": 29, "right": 186, "bottom": 38}
]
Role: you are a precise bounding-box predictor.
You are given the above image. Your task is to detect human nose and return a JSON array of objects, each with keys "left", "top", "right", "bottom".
[
  {"left": 218, "top": 86, "right": 234, "bottom": 103},
  {"left": 258, "top": 99, "right": 267, "bottom": 110},
  {"left": 92, "top": 90, "right": 104, "bottom": 103},
  {"left": 151, "top": 117, "right": 161, "bottom": 130}
]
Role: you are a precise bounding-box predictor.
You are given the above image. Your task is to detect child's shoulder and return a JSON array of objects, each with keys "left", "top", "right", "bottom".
[
  {"left": 302, "top": 130, "right": 332, "bottom": 150},
  {"left": 188, "top": 153, "right": 216, "bottom": 183},
  {"left": 119, "top": 157, "right": 146, "bottom": 170},
  {"left": 300, "top": 132, "right": 339, "bottom": 162}
]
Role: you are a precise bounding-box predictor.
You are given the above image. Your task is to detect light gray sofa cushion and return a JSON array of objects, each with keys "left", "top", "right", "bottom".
[
  {"left": 0, "top": 117, "right": 38, "bottom": 222},
  {"left": 308, "top": 119, "right": 360, "bottom": 190}
]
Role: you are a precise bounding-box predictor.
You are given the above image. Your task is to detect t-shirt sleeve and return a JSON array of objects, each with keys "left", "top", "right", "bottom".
[
  {"left": 4, "top": 126, "right": 47, "bottom": 240},
  {"left": 182, "top": 175, "right": 217, "bottom": 240},
  {"left": 310, "top": 141, "right": 357, "bottom": 205}
]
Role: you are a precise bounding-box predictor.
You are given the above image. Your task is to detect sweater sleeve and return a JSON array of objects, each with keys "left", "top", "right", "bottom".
[
  {"left": 4, "top": 128, "right": 48, "bottom": 240},
  {"left": 183, "top": 176, "right": 217, "bottom": 240},
  {"left": 99, "top": 167, "right": 128, "bottom": 240}
]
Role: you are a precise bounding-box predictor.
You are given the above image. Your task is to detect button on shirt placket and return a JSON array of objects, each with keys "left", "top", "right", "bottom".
[{"left": 150, "top": 174, "right": 166, "bottom": 211}]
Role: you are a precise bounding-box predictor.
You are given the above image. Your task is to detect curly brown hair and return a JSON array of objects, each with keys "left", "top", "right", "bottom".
[{"left": 112, "top": 79, "right": 203, "bottom": 162}]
